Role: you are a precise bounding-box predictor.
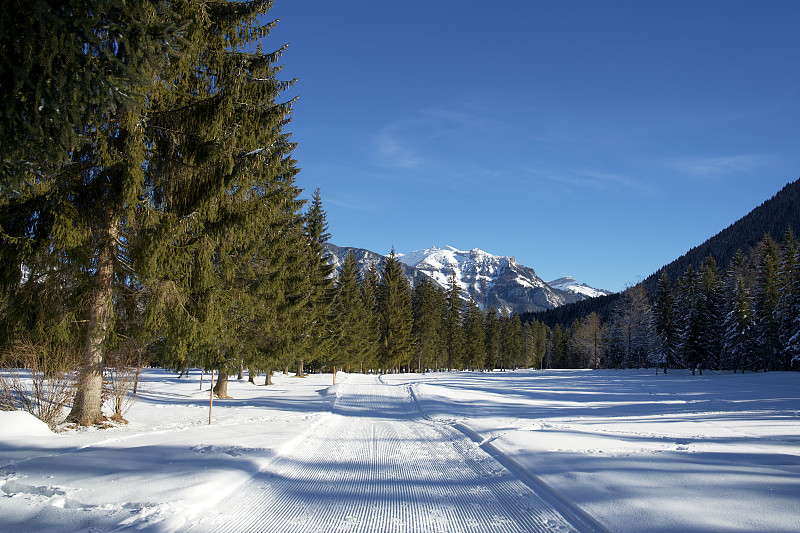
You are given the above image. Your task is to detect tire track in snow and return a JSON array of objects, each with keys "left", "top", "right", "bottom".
[{"left": 183, "top": 375, "right": 585, "bottom": 533}]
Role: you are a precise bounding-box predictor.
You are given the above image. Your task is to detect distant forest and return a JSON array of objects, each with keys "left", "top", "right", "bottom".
[{"left": 524, "top": 178, "right": 800, "bottom": 372}]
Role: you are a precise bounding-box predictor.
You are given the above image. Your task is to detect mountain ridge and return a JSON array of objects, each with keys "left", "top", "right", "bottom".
[{"left": 324, "top": 243, "right": 610, "bottom": 314}]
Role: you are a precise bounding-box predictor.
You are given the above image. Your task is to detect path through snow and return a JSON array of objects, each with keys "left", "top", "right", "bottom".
[{"left": 184, "top": 374, "right": 589, "bottom": 533}]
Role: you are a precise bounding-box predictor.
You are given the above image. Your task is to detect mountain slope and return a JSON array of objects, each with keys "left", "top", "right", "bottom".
[
  {"left": 529, "top": 177, "right": 800, "bottom": 328},
  {"left": 641, "top": 178, "right": 800, "bottom": 292},
  {"left": 547, "top": 277, "right": 614, "bottom": 299},
  {"left": 324, "top": 244, "right": 608, "bottom": 314}
]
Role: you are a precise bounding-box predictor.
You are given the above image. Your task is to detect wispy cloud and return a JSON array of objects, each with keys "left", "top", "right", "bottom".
[
  {"left": 526, "top": 168, "right": 656, "bottom": 196},
  {"left": 669, "top": 154, "right": 774, "bottom": 179},
  {"left": 369, "top": 105, "right": 491, "bottom": 170},
  {"left": 374, "top": 122, "right": 425, "bottom": 170},
  {"left": 325, "top": 196, "right": 380, "bottom": 212},
  {"left": 581, "top": 171, "right": 657, "bottom": 195}
]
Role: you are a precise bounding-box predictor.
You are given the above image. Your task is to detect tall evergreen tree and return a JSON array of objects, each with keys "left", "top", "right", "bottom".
[
  {"left": 499, "top": 311, "right": 522, "bottom": 370},
  {"left": 295, "top": 189, "right": 335, "bottom": 375},
  {"left": 2, "top": 1, "right": 300, "bottom": 422},
  {"left": 484, "top": 306, "right": 499, "bottom": 371},
  {"left": 776, "top": 228, "right": 800, "bottom": 368},
  {"left": 360, "top": 263, "right": 381, "bottom": 372},
  {"left": 678, "top": 267, "right": 705, "bottom": 373},
  {"left": 462, "top": 294, "right": 486, "bottom": 370},
  {"left": 411, "top": 276, "right": 445, "bottom": 372},
  {"left": 723, "top": 250, "right": 756, "bottom": 372},
  {"left": 329, "top": 252, "right": 371, "bottom": 372},
  {"left": 378, "top": 250, "right": 414, "bottom": 371},
  {"left": 653, "top": 273, "right": 679, "bottom": 372},
  {"left": 444, "top": 273, "right": 464, "bottom": 371},
  {"left": 754, "top": 234, "right": 781, "bottom": 371},
  {"left": 698, "top": 256, "right": 724, "bottom": 370}
]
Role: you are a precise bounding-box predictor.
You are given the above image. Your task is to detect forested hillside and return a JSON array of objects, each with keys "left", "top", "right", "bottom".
[{"left": 524, "top": 178, "right": 800, "bottom": 372}]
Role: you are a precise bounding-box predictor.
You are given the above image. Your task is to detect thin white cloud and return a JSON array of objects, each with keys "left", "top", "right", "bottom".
[
  {"left": 582, "top": 171, "right": 657, "bottom": 195},
  {"left": 374, "top": 124, "right": 424, "bottom": 169},
  {"left": 526, "top": 168, "right": 655, "bottom": 196},
  {"left": 669, "top": 154, "right": 774, "bottom": 178}
]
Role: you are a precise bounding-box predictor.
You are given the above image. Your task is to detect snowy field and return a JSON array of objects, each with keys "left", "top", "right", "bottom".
[{"left": 1, "top": 369, "right": 798, "bottom": 532}]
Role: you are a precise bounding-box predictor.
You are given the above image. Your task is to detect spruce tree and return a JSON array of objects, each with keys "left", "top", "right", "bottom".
[
  {"left": 698, "top": 256, "right": 724, "bottom": 370},
  {"left": 463, "top": 294, "right": 486, "bottom": 370},
  {"left": 653, "top": 273, "right": 679, "bottom": 372},
  {"left": 378, "top": 249, "right": 414, "bottom": 371},
  {"left": 360, "top": 263, "right": 382, "bottom": 372},
  {"left": 295, "top": 189, "right": 335, "bottom": 375},
  {"left": 776, "top": 228, "right": 799, "bottom": 369},
  {"left": 678, "top": 267, "right": 704, "bottom": 373},
  {"left": 412, "top": 276, "right": 445, "bottom": 372},
  {"left": 723, "top": 250, "right": 756, "bottom": 372},
  {"left": 754, "top": 235, "right": 781, "bottom": 371},
  {"left": 1, "top": 0, "right": 206, "bottom": 424},
  {"left": 444, "top": 273, "right": 464, "bottom": 371},
  {"left": 330, "top": 252, "right": 370, "bottom": 372},
  {"left": 484, "top": 306, "right": 499, "bottom": 371}
]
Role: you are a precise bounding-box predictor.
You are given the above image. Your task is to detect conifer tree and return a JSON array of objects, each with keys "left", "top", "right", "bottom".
[
  {"left": 484, "top": 306, "right": 499, "bottom": 371},
  {"left": 141, "top": 0, "right": 304, "bottom": 401},
  {"left": 776, "top": 228, "right": 799, "bottom": 368},
  {"left": 378, "top": 250, "right": 414, "bottom": 371},
  {"left": 295, "top": 189, "right": 335, "bottom": 375},
  {"left": 499, "top": 312, "right": 522, "bottom": 370},
  {"left": 531, "top": 320, "right": 548, "bottom": 369},
  {"left": 359, "top": 263, "right": 381, "bottom": 372},
  {"left": 444, "top": 273, "right": 464, "bottom": 371},
  {"left": 754, "top": 235, "right": 781, "bottom": 371},
  {"left": 698, "top": 256, "right": 724, "bottom": 370},
  {"left": 411, "top": 277, "right": 445, "bottom": 372},
  {"left": 548, "top": 323, "right": 567, "bottom": 368},
  {"left": 463, "top": 294, "right": 486, "bottom": 370},
  {"left": 653, "top": 273, "right": 679, "bottom": 372},
  {"left": 723, "top": 250, "right": 756, "bottom": 372},
  {"left": 1, "top": 0, "right": 267, "bottom": 423},
  {"left": 0, "top": 1, "right": 180, "bottom": 189},
  {"left": 678, "top": 267, "right": 704, "bottom": 373},
  {"left": 330, "top": 252, "right": 370, "bottom": 372}
]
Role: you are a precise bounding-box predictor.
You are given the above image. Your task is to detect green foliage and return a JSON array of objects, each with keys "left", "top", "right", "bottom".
[
  {"left": 378, "top": 250, "right": 414, "bottom": 370},
  {"left": 412, "top": 277, "right": 446, "bottom": 372}
]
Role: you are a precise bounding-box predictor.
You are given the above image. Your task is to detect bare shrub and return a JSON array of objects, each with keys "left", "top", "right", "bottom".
[
  {"left": 104, "top": 339, "right": 147, "bottom": 422},
  {"left": 0, "top": 339, "right": 80, "bottom": 429}
]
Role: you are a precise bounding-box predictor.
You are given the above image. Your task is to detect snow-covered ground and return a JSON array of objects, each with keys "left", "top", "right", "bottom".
[{"left": 1, "top": 369, "right": 798, "bottom": 532}]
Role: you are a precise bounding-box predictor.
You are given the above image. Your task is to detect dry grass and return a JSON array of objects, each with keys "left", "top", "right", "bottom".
[{"left": 0, "top": 339, "right": 80, "bottom": 429}]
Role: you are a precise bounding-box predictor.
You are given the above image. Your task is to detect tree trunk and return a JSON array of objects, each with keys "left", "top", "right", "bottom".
[
  {"left": 248, "top": 367, "right": 255, "bottom": 384},
  {"left": 213, "top": 371, "right": 230, "bottom": 398},
  {"left": 297, "top": 359, "right": 305, "bottom": 377},
  {"left": 67, "top": 216, "right": 118, "bottom": 426},
  {"left": 237, "top": 360, "right": 243, "bottom": 380},
  {"left": 264, "top": 369, "right": 273, "bottom": 386}
]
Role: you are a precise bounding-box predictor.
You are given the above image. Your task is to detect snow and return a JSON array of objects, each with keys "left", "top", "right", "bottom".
[
  {"left": 548, "top": 276, "right": 612, "bottom": 298},
  {"left": 2, "top": 368, "right": 799, "bottom": 532},
  {"left": 0, "top": 411, "right": 53, "bottom": 438}
]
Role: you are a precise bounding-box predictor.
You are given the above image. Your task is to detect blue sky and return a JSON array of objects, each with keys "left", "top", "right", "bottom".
[{"left": 267, "top": 0, "right": 800, "bottom": 292}]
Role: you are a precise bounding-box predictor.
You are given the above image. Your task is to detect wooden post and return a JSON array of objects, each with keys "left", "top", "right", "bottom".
[
  {"left": 333, "top": 366, "right": 336, "bottom": 385},
  {"left": 209, "top": 369, "right": 214, "bottom": 425}
]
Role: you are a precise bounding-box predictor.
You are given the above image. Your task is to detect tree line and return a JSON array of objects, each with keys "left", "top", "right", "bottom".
[
  {"left": 531, "top": 230, "right": 800, "bottom": 372},
  {"left": 319, "top": 250, "right": 549, "bottom": 374}
]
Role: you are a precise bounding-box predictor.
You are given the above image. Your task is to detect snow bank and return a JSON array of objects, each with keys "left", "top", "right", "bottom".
[{"left": 0, "top": 411, "right": 53, "bottom": 438}]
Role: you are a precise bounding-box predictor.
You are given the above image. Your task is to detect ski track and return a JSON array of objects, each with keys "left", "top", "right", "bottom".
[{"left": 184, "top": 375, "right": 584, "bottom": 533}]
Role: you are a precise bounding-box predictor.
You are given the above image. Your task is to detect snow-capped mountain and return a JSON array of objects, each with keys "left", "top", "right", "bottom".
[
  {"left": 547, "top": 276, "right": 614, "bottom": 299},
  {"left": 324, "top": 243, "right": 611, "bottom": 314}
]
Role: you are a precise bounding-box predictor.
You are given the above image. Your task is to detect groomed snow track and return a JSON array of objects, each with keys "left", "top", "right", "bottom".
[{"left": 183, "top": 375, "right": 596, "bottom": 533}]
